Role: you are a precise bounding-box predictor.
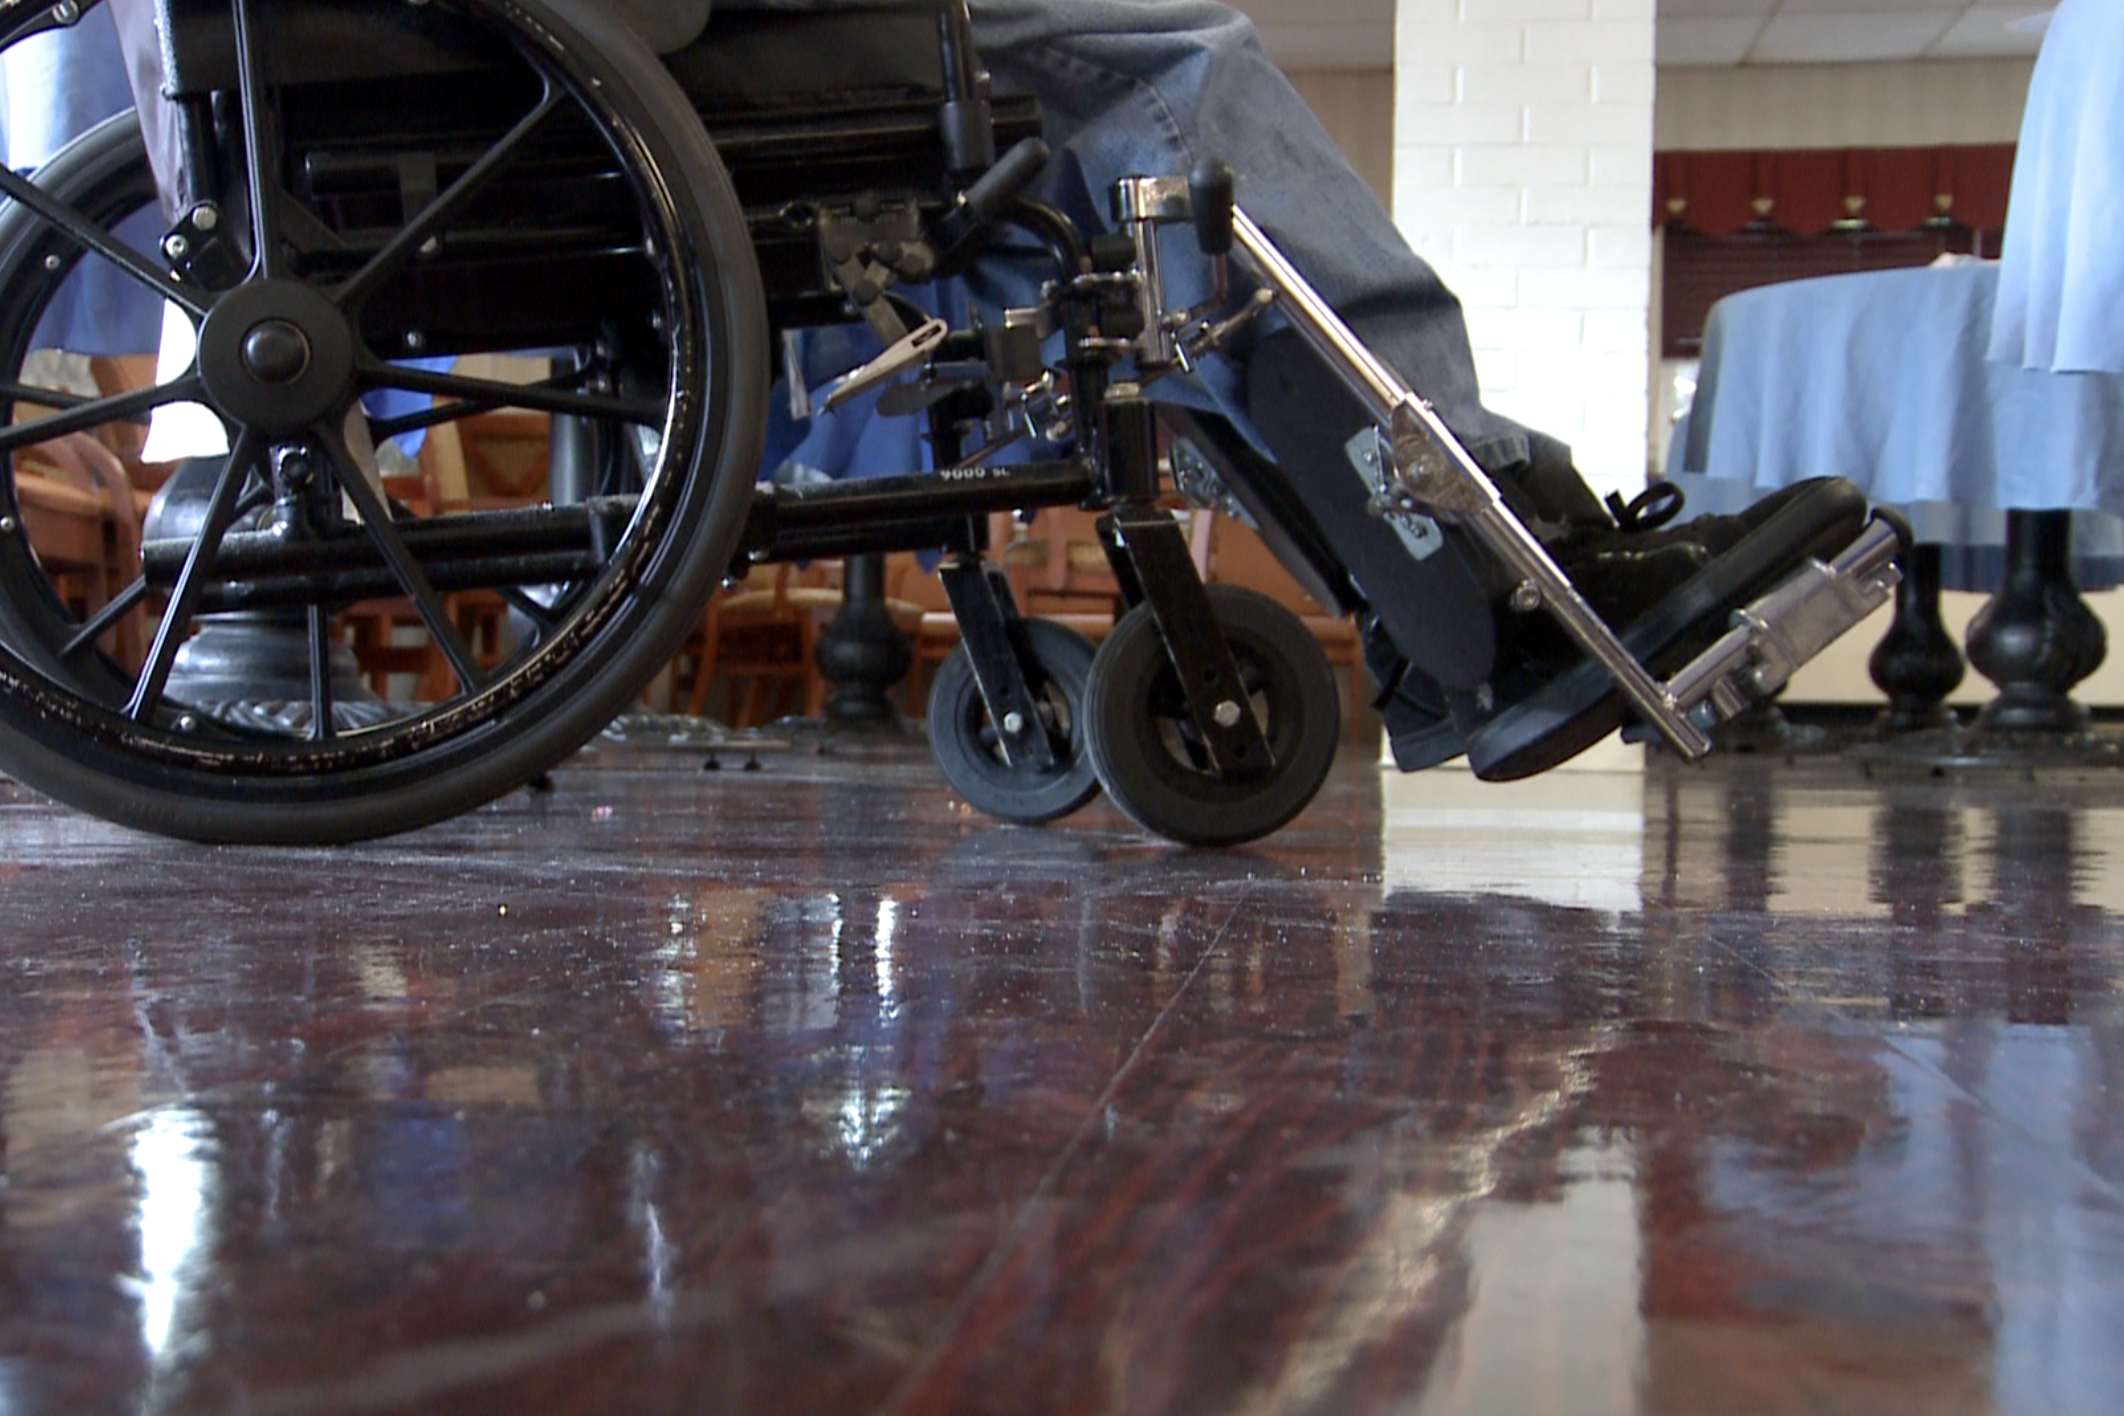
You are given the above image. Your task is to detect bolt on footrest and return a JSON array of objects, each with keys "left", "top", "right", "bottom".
[{"left": 1663, "top": 515, "right": 1903, "bottom": 730}]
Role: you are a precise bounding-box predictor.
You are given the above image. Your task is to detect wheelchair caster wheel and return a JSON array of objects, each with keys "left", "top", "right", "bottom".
[
  {"left": 1083, "top": 585, "right": 1338, "bottom": 847},
  {"left": 928, "top": 618, "right": 1099, "bottom": 824}
]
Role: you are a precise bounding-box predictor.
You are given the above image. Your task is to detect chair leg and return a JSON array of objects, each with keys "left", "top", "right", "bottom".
[
  {"left": 730, "top": 675, "right": 757, "bottom": 729},
  {"left": 684, "top": 651, "right": 714, "bottom": 718}
]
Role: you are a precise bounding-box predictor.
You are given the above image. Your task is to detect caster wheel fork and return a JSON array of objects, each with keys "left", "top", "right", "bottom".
[{"left": 929, "top": 617, "right": 1100, "bottom": 825}]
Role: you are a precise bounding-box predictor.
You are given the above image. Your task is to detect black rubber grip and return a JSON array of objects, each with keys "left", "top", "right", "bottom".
[
  {"left": 1190, "top": 161, "right": 1236, "bottom": 256},
  {"left": 961, "top": 137, "right": 1050, "bottom": 225}
]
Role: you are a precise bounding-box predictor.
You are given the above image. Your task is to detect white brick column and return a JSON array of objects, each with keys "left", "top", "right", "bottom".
[{"left": 1392, "top": 0, "right": 1656, "bottom": 499}]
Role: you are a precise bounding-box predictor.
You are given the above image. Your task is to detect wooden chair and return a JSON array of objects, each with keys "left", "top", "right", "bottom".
[
  {"left": 994, "top": 503, "right": 1214, "bottom": 632},
  {"left": 86, "top": 354, "right": 170, "bottom": 496},
  {"left": 452, "top": 409, "right": 552, "bottom": 502},
  {"left": 895, "top": 549, "right": 959, "bottom": 715},
  {"left": 671, "top": 562, "right": 830, "bottom": 724},
  {"left": 11, "top": 431, "right": 150, "bottom": 671},
  {"left": 340, "top": 427, "right": 517, "bottom": 701},
  {"left": 657, "top": 555, "right": 932, "bottom": 725}
]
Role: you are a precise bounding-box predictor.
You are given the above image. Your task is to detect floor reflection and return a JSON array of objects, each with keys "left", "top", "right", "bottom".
[{"left": 0, "top": 747, "right": 2122, "bottom": 1414}]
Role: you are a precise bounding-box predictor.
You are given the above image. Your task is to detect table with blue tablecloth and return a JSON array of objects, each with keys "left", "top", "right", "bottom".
[{"left": 1668, "top": 260, "right": 2124, "bottom": 736}]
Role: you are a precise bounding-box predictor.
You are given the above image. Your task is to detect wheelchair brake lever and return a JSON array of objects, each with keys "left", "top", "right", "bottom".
[{"left": 820, "top": 318, "right": 949, "bottom": 414}]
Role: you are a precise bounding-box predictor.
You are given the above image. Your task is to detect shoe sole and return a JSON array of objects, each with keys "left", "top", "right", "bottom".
[
  {"left": 1462, "top": 480, "right": 1871, "bottom": 781},
  {"left": 1387, "top": 714, "right": 1467, "bottom": 771}
]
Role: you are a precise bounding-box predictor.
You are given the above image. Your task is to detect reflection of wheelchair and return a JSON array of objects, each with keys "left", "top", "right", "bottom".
[{"left": 0, "top": 0, "right": 1903, "bottom": 848}]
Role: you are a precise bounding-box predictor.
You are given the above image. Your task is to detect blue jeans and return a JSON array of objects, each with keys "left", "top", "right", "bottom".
[{"left": 733, "top": 0, "right": 1563, "bottom": 479}]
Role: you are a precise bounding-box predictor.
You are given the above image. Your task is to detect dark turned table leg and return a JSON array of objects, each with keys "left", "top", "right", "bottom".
[
  {"left": 814, "top": 551, "right": 911, "bottom": 725},
  {"left": 147, "top": 455, "right": 390, "bottom": 734},
  {"left": 1867, "top": 541, "right": 1964, "bottom": 736},
  {"left": 1965, "top": 509, "right": 2107, "bottom": 743}
]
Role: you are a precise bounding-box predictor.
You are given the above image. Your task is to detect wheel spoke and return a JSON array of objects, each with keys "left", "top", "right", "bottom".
[
  {"left": 230, "top": 0, "right": 288, "bottom": 279},
  {"left": 0, "top": 165, "right": 209, "bottom": 319},
  {"left": 335, "top": 84, "right": 566, "bottom": 313},
  {"left": 318, "top": 419, "right": 486, "bottom": 694},
  {"left": 60, "top": 578, "right": 152, "bottom": 662},
  {"left": 358, "top": 361, "right": 665, "bottom": 426},
  {"left": 127, "top": 429, "right": 262, "bottom": 720},
  {"left": 0, "top": 375, "right": 206, "bottom": 459},
  {"left": 365, "top": 367, "right": 593, "bottom": 442},
  {"left": 0, "top": 382, "right": 90, "bottom": 414}
]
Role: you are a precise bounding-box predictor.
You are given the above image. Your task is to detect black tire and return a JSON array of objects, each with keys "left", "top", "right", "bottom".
[
  {"left": 0, "top": 0, "right": 768, "bottom": 843},
  {"left": 1082, "top": 584, "right": 1338, "bottom": 846},
  {"left": 927, "top": 617, "right": 1100, "bottom": 825}
]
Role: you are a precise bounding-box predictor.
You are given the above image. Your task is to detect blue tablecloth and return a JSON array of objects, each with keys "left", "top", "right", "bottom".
[{"left": 1668, "top": 262, "right": 2124, "bottom": 590}]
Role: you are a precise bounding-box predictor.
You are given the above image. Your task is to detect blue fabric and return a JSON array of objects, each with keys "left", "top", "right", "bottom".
[
  {"left": 1988, "top": 0, "right": 2124, "bottom": 375},
  {"left": 1669, "top": 263, "right": 2124, "bottom": 590},
  {"left": 0, "top": 5, "right": 162, "bottom": 355}
]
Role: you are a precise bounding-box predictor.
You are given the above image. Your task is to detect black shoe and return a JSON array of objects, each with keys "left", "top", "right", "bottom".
[{"left": 1458, "top": 478, "right": 1873, "bottom": 780}]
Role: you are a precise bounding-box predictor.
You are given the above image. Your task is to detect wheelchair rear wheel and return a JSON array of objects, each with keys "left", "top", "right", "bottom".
[{"left": 0, "top": 0, "right": 767, "bottom": 842}]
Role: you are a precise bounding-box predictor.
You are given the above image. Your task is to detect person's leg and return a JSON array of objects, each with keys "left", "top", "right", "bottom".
[
  {"left": 968, "top": 0, "right": 1535, "bottom": 469},
  {"left": 2, "top": 4, "right": 164, "bottom": 355}
]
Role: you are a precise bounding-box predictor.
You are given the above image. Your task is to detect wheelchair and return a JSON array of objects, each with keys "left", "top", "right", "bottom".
[{"left": 0, "top": 0, "right": 1904, "bottom": 848}]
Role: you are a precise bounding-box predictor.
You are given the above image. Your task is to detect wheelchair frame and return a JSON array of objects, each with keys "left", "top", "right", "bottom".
[{"left": 0, "top": 0, "right": 1901, "bottom": 847}]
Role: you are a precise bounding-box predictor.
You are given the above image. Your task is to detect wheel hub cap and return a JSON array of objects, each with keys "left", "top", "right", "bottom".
[
  {"left": 197, "top": 280, "right": 357, "bottom": 434},
  {"left": 241, "top": 319, "right": 312, "bottom": 384}
]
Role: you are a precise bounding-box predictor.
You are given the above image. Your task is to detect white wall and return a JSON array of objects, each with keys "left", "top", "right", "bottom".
[
  {"left": 1655, "top": 58, "right": 2033, "bottom": 152},
  {"left": 1391, "top": 0, "right": 1658, "bottom": 503}
]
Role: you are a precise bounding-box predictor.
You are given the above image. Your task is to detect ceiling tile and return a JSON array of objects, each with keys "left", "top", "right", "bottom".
[
  {"left": 1657, "top": 17, "right": 1766, "bottom": 65},
  {"left": 1749, "top": 12, "right": 1957, "bottom": 63},
  {"left": 1929, "top": 11, "right": 2047, "bottom": 55}
]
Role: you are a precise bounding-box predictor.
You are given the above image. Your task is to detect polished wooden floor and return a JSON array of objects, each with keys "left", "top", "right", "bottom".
[{"left": 2, "top": 733, "right": 2121, "bottom": 1415}]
